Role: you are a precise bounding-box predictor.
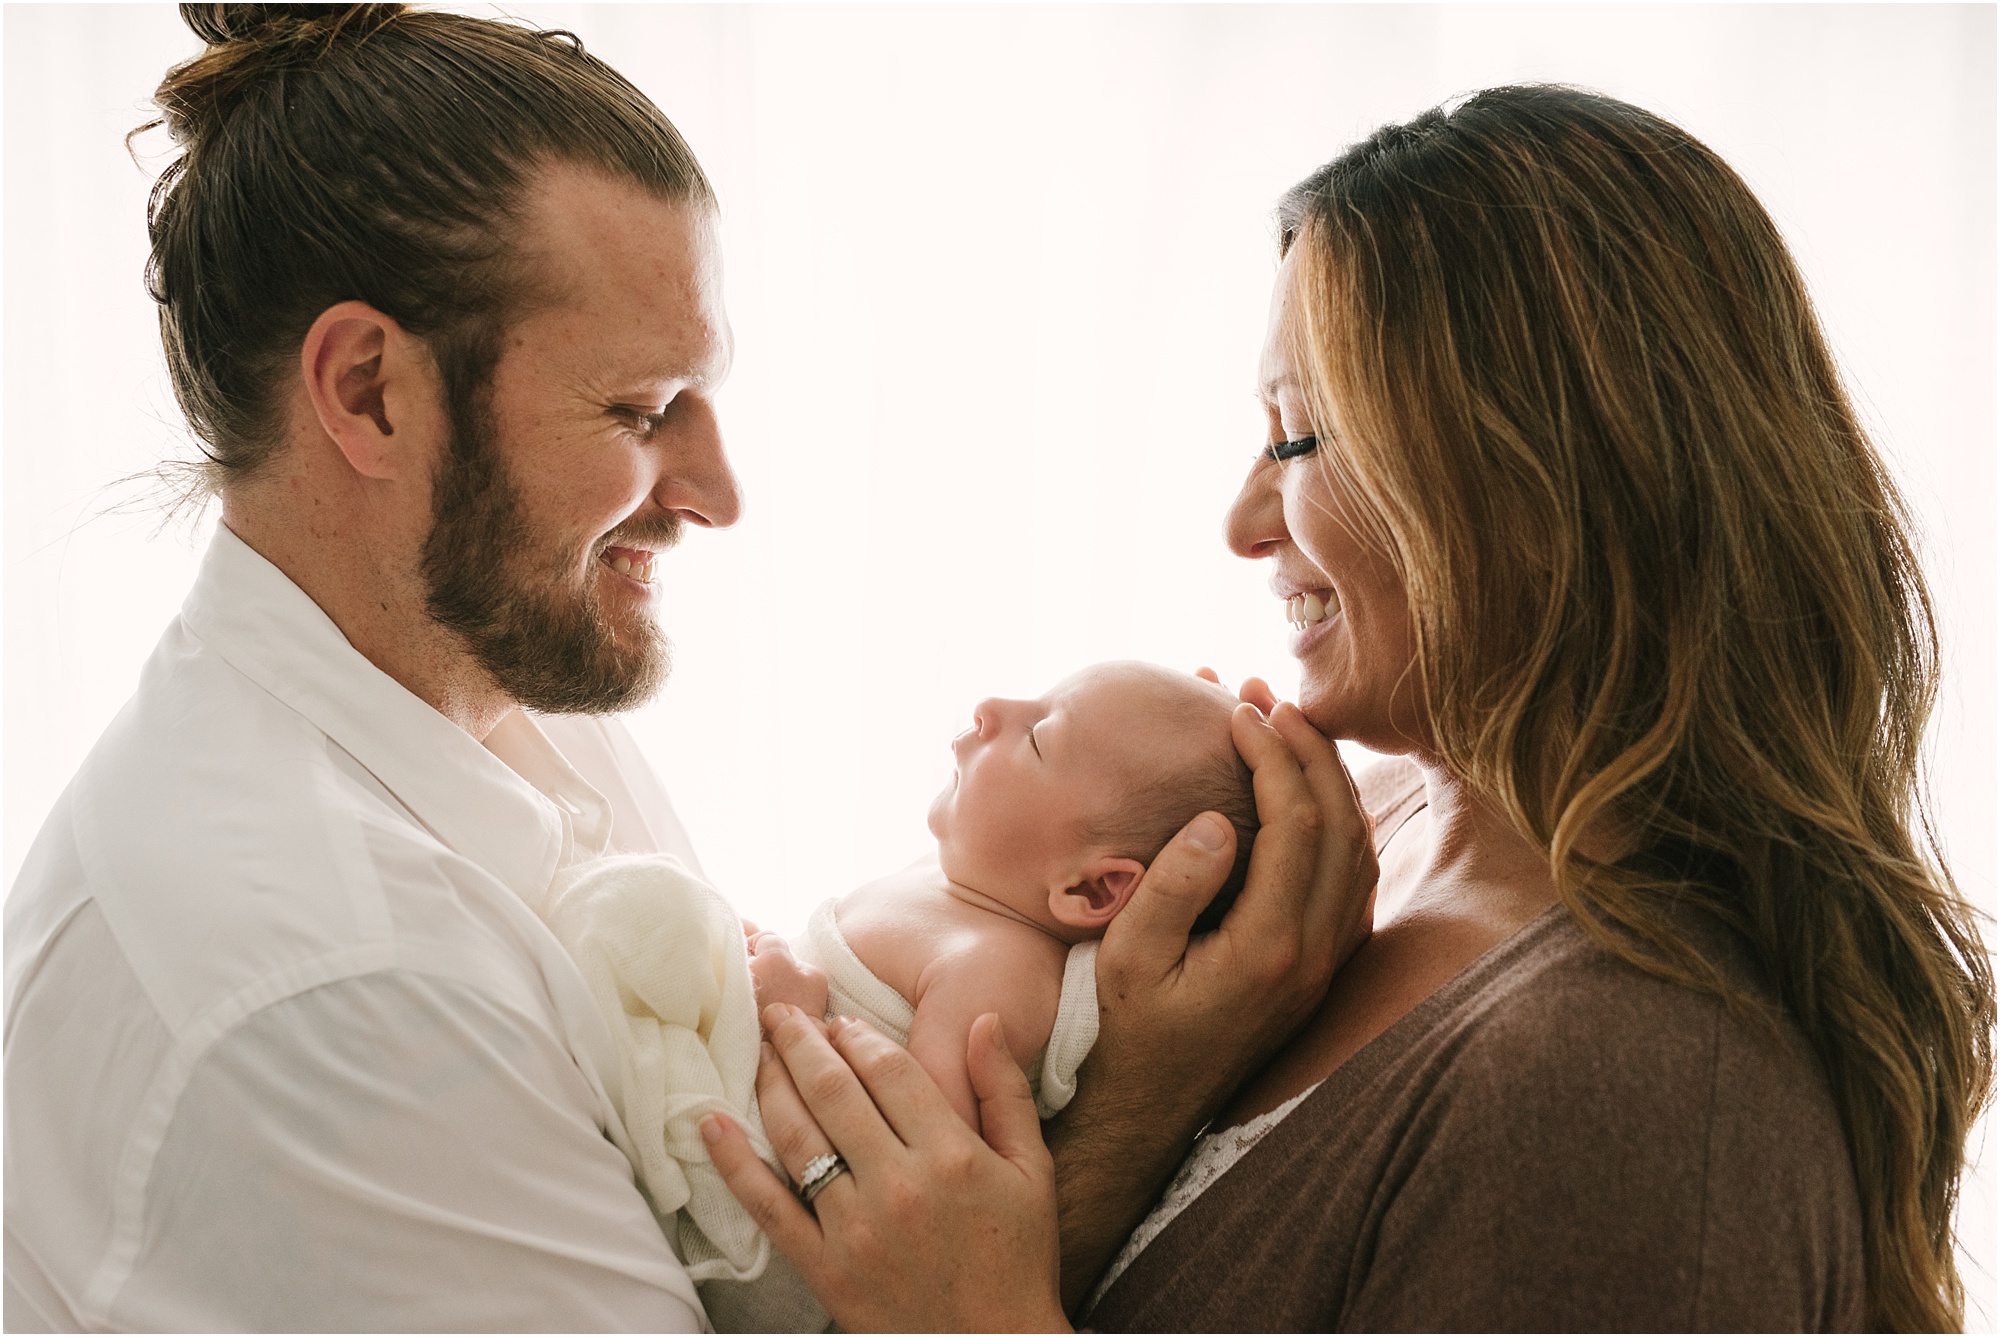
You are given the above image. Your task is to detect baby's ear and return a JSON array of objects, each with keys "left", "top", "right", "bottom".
[{"left": 1049, "top": 856, "right": 1147, "bottom": 930}]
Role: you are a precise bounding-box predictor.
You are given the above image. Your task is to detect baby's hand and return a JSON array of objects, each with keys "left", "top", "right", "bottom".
[{"left": 747, "top": 932, "right": 830, "bottom": 1023}]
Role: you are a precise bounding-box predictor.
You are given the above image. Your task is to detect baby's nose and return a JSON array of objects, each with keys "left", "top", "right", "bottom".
[{"left": 971, "top": 698, "right": 1004, "bottom": 740}]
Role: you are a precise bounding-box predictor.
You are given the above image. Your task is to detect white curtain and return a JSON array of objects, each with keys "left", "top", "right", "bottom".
[{"left": 6, "top": 1, "right": 1994, "bottom": 1314}]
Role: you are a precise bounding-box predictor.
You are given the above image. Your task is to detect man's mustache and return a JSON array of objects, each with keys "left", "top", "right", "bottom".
[{"left": 598, "top": 513, "right": 685, "bottom": 554}]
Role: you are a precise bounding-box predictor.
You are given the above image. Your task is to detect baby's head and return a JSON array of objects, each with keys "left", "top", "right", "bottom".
[{"left": 927, "top": 661, "right": 1258, "bottom": 941}]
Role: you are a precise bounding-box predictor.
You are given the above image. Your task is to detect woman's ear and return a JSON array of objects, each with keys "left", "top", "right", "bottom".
[
  {"left": 299, "top": 300, "right": 438, "bottom": 481},
  {"left": 1049, "top": 856, "right": 1147, "bottom": 930}
]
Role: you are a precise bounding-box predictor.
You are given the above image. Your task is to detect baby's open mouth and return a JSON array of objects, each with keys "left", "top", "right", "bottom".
[
  {"left": 1284, "top": 588, "right": 1339, "bottom": 631},
  {"left": 600, "top": 545, "right": 657, "bottom": 585}
]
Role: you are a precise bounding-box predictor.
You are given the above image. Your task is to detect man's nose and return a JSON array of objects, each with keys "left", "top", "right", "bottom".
[
  {"left": 1224, "top": 457, "right": 1287, "bottom": 560},
  {"left": 655, "top": 395, "right": 743, "bottom": 529}
]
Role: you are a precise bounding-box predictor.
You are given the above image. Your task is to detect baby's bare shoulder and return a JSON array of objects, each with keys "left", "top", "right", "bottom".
[
  {"left": 932, "top": 914, "right": 1069, "bottom": 979},
  {"left": 912, "top": 918, "right": 1067, "bottom": 1043}
]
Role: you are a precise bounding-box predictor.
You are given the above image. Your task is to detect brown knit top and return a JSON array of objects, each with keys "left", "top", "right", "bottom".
[{"left": 1086, "top": 759, "right": 1864, "bottom": 1332}]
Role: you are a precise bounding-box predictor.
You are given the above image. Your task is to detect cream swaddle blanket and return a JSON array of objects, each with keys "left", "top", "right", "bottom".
[
  {"left": 537, "top": 854, "right": 774, "bottom": 1282},
  {"left": 795, "top": 899, "right": 1100, "bottom": 1121},
  {"left": 539, "top": 855, "right": 830, "bottom": 1332},
  {"left": 539, "top": 857, "right": 1101, "bottom": 1330}
]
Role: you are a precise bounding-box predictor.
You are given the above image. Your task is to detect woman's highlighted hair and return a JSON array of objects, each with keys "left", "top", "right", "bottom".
[{"left": 1280, "top": 84, "right": 1992, "bottom": 1331}]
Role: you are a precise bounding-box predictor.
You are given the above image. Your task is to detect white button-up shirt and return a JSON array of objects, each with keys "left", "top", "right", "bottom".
[{"left": 5, "top": 525, "right": 712, "bottom": 1332}]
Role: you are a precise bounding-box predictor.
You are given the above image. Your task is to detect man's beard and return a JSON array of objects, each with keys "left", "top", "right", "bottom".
[{"left": 421, "top": 388, "right": 677, "bottom": 715}]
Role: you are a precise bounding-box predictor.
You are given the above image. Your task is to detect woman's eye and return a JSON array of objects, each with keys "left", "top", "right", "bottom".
[{"left": 1263, "top": 434, "right": 1319, "bottom": 462}]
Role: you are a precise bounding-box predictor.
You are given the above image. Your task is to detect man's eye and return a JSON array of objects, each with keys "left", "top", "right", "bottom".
[
  {"left": 614, "top": 405, "right": 668, "bottom": 434},
  {"left": 1262, "top": 434, "right": 1318, "bottom": 463}
]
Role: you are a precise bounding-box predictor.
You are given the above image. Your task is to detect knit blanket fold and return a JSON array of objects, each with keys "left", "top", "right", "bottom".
[{"left": 538, "top": 853, "right": 772, "bottom": 1284}]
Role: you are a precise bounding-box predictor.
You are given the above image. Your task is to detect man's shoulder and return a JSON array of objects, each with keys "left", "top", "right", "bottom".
[{"left": 20, "top": 619, "right": 550, "bottom": 1038}]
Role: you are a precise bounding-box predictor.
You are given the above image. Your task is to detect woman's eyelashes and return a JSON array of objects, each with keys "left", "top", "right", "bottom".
[{"left": 1263, "top": 434, "right": 1320, "bottom": 462}]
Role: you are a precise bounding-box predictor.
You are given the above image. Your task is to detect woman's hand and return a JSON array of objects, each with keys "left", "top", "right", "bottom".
[
  {"left": 1049, "top": 691, "right": 1376, "bottom": 1310},
  {"left": 704, "top": 1007, "right": 1069, "bottom": 1333}
]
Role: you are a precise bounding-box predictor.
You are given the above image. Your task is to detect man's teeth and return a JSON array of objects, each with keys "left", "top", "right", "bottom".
[
  {"left": 607, "top": 552, "right": 656, "bottom": 584},
  {"left": 1285, "top": 590, "right": 1338, "bottom": 630}
]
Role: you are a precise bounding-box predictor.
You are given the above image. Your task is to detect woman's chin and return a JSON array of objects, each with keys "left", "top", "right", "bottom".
[
  {"left": 1293, "top": 672, "right": 1350, "bottom": 737},
  {"left": 1295, "top": 682, "right": 1387, "bottom": 752}
]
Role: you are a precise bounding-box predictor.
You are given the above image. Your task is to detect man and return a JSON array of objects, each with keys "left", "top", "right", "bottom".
[
  {"left": 6, "top": 6, "right": 740, "bottom": 1328},
  {"left": 7, "top": 7, "right": 1376, "bottom": 1332}
]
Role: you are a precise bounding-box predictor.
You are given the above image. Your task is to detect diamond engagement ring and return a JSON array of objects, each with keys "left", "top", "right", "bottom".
[{"left": 797, "top": 1152, "right": 849, "bottom": 1204}]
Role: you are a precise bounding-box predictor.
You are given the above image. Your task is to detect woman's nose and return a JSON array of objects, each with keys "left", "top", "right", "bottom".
[{"left": 1224, "top": 458, "right": 1288, "bottom": 560}]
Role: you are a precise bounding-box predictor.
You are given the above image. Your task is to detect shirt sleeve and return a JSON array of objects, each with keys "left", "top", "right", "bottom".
[{"left": 107, "top": 968, "right": 708, "bottom": 1333}]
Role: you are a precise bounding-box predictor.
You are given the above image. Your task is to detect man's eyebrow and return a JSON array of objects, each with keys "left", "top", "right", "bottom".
[{"left": 596, "top": 360, "right": 717, "bottom": 395}]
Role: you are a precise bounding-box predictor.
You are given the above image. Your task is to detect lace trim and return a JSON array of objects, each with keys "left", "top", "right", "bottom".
[{"left": 1085, "top": 1081, "right": 1322, "bottom": 1315}]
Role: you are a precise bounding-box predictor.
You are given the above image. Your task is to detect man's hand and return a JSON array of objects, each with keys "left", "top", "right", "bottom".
[
  {"left": 705, "top": 1007, "right": 1069, "bottom": 1332},
  {"left": 747, "top": 932, "right": 830, "bottom": 1021},
  {"left": 1049, "top": 695, "right": 1376, "bottom": 1311}
]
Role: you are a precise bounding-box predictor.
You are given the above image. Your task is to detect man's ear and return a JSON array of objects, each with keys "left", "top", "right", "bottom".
[
  {"left": 1048, "top": 856, "right": 1147, "bottom": 931},
  {"left": 299, "top": 300, "right": 434, "bottom": 481}
]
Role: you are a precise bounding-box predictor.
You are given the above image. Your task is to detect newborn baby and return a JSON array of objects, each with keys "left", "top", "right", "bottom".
[
  {"left": 754, "top": 660, "right": 1258, "bottom": 1127},
  {"left": 535, "top": 661, "right": 1255, "bottom": 1326}
]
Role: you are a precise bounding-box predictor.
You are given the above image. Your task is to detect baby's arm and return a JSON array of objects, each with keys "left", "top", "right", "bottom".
[{"left": 904, "top": 941, "right": 1061, "bottom": 1130}]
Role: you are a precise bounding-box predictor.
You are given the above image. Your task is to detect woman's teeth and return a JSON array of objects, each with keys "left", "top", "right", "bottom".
[
  {"left": 605, "top": 552, "right": 656, "bottom": 584},
  {"left": 1286, "top": 590, "right": 1338, "bottom": 630}
]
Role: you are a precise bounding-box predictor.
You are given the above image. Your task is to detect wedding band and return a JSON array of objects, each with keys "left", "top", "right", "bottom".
[{"left": 797, "top": 1152, "right": 849, "bottom": 1203}]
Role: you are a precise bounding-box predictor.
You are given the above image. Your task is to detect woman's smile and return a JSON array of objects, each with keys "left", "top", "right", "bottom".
[{"left": 1282, "top": 589, "right": 1336, "bottom": 631}]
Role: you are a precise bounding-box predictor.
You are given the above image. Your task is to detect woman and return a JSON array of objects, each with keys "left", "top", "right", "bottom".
[{"left": 708, "top": 85, "right": 1995, "bottom": 1330}]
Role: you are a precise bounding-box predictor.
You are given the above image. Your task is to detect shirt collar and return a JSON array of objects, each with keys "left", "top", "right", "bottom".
[{"left": 180, "top": 524, "right": 612, "bottom": 905}]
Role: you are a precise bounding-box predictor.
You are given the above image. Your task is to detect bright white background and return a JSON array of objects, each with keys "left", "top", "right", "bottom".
[{"left": 6, "top": 1, "right": 1995, "bottom": 1319}]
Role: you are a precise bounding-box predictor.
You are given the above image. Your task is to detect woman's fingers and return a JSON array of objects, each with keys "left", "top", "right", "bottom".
[
  {"left": 966, "top": 1013, "right": 1050, "bottom": 1172},
  {"left": 753, "top": 1036, "right": 846, "bottom": 1185},
  {"left": 701, "top": 1112, "right": 825, "bottom": 1265},
  {"left": 826, "top": 1015, "right": 968, "bottom": 1147},
  {"left": 744, "top": 1011, "right": 1069, "bottom": 1330},
  {"left": 764, "top": 1004, "right": 909, "bottom": 1168}
]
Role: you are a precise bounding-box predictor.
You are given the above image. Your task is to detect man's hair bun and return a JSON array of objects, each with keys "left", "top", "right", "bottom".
[
  {"left": 179, "top": 2, "right": 405, "bottom": 47},
  {"left": 156, "top": 4, "right": 406, "bottom": 147}
]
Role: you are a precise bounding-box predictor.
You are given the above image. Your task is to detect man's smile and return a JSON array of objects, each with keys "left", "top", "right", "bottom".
[{"left": 599, "top": 544, "right": 658, "bottom": 585}]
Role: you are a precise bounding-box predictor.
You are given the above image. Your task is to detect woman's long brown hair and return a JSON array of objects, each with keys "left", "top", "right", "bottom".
[{"left": 1281, "top": 85, "right": 1993, "bottom": 1330}]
